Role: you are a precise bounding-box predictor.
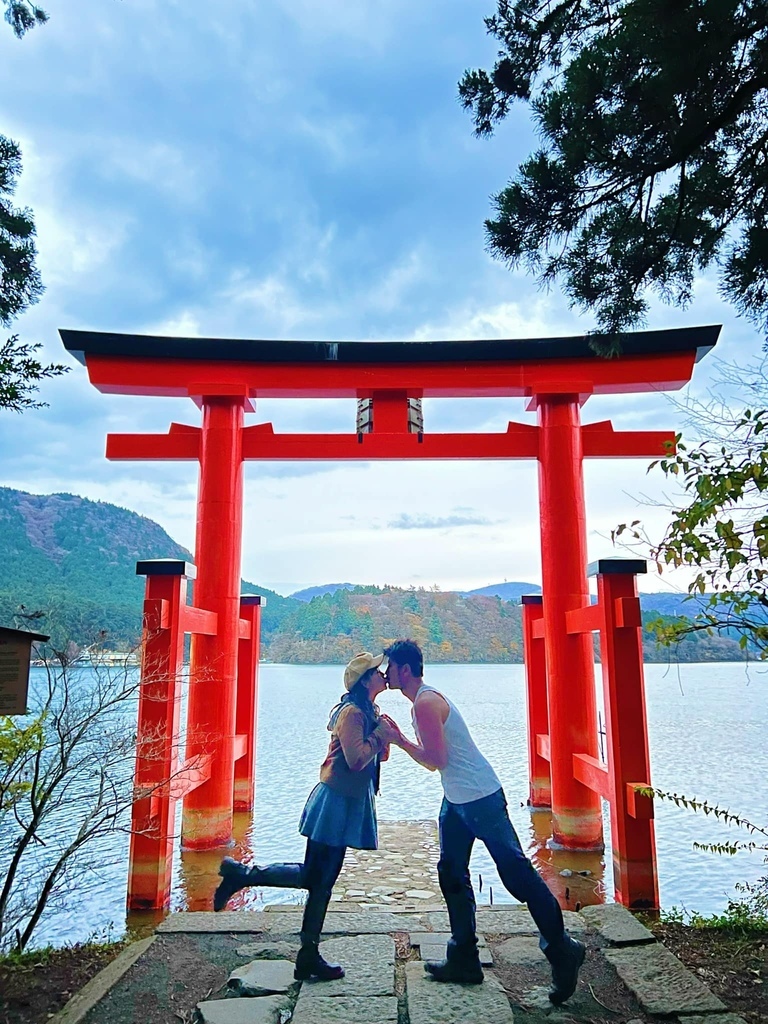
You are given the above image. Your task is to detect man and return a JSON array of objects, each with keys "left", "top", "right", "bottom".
[{"left": 382, "top": 638, "right": 585, "bottom": 1005}]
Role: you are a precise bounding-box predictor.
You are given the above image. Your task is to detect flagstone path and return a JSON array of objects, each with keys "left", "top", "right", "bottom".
[{"left": 51, "top": 821, "right": 746, "bottom": 1024}]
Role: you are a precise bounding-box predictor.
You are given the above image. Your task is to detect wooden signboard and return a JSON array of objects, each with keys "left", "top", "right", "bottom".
[{"left": 0, "top": 626, "right": 50, "bottom": 716}]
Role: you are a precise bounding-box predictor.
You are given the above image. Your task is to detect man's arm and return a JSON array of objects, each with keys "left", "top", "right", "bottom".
[{"left": 387, "top": 692, "right": 449, "bottom": 771}]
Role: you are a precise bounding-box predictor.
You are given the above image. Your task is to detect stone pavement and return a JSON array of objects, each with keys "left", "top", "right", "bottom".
[
  {"left": 53, "top": 902, "right": 745, "bottom": 1024},
  {"left": 331, "top": 820, "right": 441, "bottom": 908},
  {"left": 51, "top": 820, "right": 746, "bottom": 1024}
]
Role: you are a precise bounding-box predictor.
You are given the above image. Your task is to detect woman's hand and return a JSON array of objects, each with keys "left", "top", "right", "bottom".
[{"left": 378, "top": 715, "right": 405, "bottom": 746}]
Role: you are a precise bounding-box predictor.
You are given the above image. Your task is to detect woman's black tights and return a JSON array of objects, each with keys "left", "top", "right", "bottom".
[
  {"left": 299, "top": 839, "right": 346, "bottom": 945},
  {"left": 245, "top": 839, "right": 346, "bottom": 945}
]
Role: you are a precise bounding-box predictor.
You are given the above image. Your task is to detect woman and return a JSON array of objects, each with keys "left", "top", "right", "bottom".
[{"left": 214, "top": 651, "right": 396, "bottom": 981}]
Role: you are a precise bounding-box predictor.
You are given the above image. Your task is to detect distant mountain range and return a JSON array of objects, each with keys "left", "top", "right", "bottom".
[
  {"left": 288, "top": 579, "right": 708, "bottom": 620},
  {"left": 290, "top": 583, "right": 357, "bottom": 602},
  {"left": 0, "top": 487, "right": 741, "bottom": 662}
]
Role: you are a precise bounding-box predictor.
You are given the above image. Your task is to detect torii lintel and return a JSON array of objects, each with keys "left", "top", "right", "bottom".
[{"left": 61, "top": 325, "right": 719, "bottom": 399}]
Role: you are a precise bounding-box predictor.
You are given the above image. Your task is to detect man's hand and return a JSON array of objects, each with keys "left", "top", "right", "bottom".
[
  {"left": 376, "top": 720, "right": 405, "bottom": 745},
  {"left": 388, "top": 692, "right": 449, "bottom": 772},
  {"left": 380, "top": 712, "right": 405, "bottom": 745}
]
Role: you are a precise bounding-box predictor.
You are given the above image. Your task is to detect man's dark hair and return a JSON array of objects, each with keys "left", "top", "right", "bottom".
[{"left": 384, "top": 639, "right": 423, "bottom": 677}]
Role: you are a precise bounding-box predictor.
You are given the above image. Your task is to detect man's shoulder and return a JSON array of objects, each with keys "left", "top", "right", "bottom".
[
  {"left": 415, "top": 686, "right": 445, "bottom": 700},
  {"left": 414, "top": 688, "right": 449, "bottom": 712}
]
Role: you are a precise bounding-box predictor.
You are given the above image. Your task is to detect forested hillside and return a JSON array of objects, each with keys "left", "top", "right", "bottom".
[
  {"left": 0, "top": 487, "right": 293, "bottom": 649},
  {"left": 0, "top": 488, "right": 745, "bottom": 663},
  {"left": 268, "top": 586, "right": 522, "bottom": 663}
]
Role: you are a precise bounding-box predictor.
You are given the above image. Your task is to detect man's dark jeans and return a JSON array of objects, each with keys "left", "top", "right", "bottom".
[{"left": 438, "top": 787, "right": 565, "bottom": 956}]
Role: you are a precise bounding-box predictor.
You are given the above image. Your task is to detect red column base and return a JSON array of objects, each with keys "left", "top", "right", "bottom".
[
  {"left": 233, "top": 777, "right": 255, "bottom": 811},
  {"left": 180, "top": 807, "right": 234, "bottom": 851},
  {"left": 127, "top": 854, "right": 174, "bottom": 911},
  {"left": 528, "top": 779, "right": 552, "bottom": 808},
  {"left": 551, "top": 809, "right": 605, "bottom": 852},
  {"left": 613, "top": 851, "right": 660, "bottom": 909}
]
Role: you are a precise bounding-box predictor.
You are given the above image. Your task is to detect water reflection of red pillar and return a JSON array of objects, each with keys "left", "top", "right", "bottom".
[
  {"left": 521, "top": 595, "right": 551, "bottom": 807},
  {"left": 182, "top": 396, "right": 246, "bottom": 849},
  {"left": 234, "top": 595, "right": 263, "bottom": 810},
  {"left": 536, "top": 394, "right": 603, "bottom": 850}
]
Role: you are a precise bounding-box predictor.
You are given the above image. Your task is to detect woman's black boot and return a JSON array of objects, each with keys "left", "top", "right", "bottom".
[
  {"left": 294, "top": 886, "right": 345, "bottom": 980},
  {"left": 213, "top": 857, "right": 251, "bottom": 911},
  {"left": 214, "top": 858, "right": 304, "bottom": 911}
]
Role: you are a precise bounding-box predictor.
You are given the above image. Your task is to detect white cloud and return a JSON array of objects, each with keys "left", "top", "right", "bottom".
[{"left": 386, "top": 512, "right": 495, "bottom": 530}]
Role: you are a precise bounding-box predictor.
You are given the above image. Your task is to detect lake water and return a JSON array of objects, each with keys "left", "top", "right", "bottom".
[{"left": 22, "top": 661, "right": 768, "bottom": 947}]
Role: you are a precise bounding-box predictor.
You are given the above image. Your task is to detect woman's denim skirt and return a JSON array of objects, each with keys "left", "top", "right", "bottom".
[{"left": 299, "top": 780, "right": 378, "bottom": 850}]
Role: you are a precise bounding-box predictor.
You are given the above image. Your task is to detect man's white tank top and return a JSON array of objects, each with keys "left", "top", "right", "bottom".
[{"left": 412, "top": 684, "right": 501, "bottom": 805}]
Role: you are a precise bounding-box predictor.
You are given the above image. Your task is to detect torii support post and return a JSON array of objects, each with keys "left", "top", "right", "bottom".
[
  {"left": 127, "top": 559, "right": 192, "bottom": 911},
  {"left": 536, "top": 394, "right": 603, "bottom": 850},
  {"left": 521, "top": 595, "right": 551, "bottom": 808},
  {"left": 182, "top": 396, "right": 247, "bottom": 849},
  {"left": 234, "top": 594, "right": 264, "bottom": 811},
  {"left": 591, "top": 559, "right": 659, "bottom": 909}
]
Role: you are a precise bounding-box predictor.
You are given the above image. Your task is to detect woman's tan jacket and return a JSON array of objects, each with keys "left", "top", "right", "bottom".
[{"left": 318, "top": 704, "right": 389, "bottom": 798}]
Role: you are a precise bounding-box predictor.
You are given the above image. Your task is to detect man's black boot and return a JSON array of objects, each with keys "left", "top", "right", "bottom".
[
  {"left": 424, "top": 939, "right": 483, "bottom": 985},
  {"left": 424, "top": 957, "right": 484, "bottom": 984},
  {"left": 294, "top": 941, "right": 345, "bottom": 981},
  {"left": 431, "top": 864, "right": 482, "bottom": 983},
  {"left": 545, "top": 935, "right": 586, "bottom": 1005}
]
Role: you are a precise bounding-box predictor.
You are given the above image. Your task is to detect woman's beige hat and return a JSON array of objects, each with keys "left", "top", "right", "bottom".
[{"left": 344, "top": 651, "right": 384, "bottom": 690}]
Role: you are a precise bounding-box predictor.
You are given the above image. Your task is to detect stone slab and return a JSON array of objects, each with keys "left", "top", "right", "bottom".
[
  {"left": 409, "top": 911, "right": 451, "bottom": 931},
  {"left": 290, "top": 995, "right": 398, "bottom": 1023},
  {"left": 51, "top": 937, "right": 156, "bottom": 1024},
  {"left": 236, "top": 941, "right": 299, "bottom": 959},
  {"left": 682, "top": 1016, "right": 748, "bottom": 1024},
  {"left": 495, "top": 935, "right": 547, "bottom": 966},
  {"left": 475, "top": 909, "right": 538, "bottom": 934},
  {"left": 158, "top": 910, "right": 425, "bottom": 934},
  {"left": 299, "top": 935, "right": 395, "bottom": 997},
  {"left": 196, "top": 995, "right": 290, "bottom": 1024},
  {"left": 474, "top": 907, "right": 585, "bottom": 934},
  {"left": 159, "top": 912, "right": 273, "bottom": 933},
  {"left": 405, "top": 961, "right": 514, "bottom": 1024},
  {"left": 603, "top": 944, "right": 728, "bottom": 1016},
  {"left": 409, "top": 932, "right": 488, "bottom": 949},
  {"left": 226, "top": 959, "right": 299, "bottom": 996},
  {"left": 579, "top": 903, "right": 656, "bottom": 945}
]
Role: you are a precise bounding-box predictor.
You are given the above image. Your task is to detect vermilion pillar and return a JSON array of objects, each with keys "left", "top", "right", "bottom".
[
  {"left": 596, "top": 565, "right": 659, "bottom": 907},
  {"left": 182, "top": 397, "right": 246, "bottom": 849},
  {"left": 128, "top": 563, "right": 189, "bottom": 908},
  {"left": 537, "top": 395, "right": 603, "bottom": 849},
  {"left": 521, "top": 595, "right": 551, "bottom": 807},
  {"left": 234, "top": 595, "right": 263, "bottom": 810}
]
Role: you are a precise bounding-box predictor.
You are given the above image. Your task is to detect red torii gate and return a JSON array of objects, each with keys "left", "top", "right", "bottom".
[{"left": 61, "top": 324, "right": 719, "bottom": 911}]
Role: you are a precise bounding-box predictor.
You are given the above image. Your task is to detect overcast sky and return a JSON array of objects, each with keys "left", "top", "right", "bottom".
[{"left": 0, "top": 0, "right": 761, "bottom": 597}]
